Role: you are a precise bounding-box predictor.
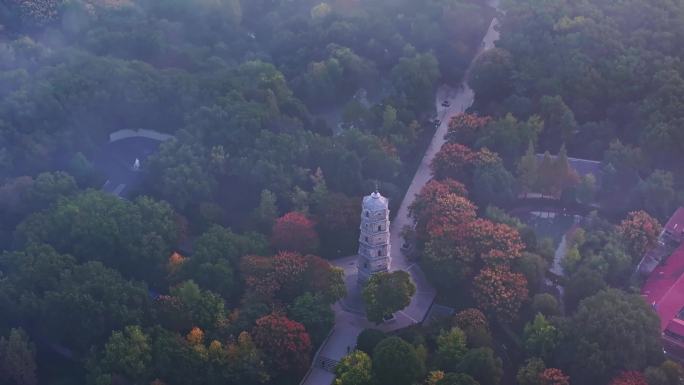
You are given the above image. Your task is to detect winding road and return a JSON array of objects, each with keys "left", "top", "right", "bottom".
[{"left": 301, "top": 6, "right": 501, "bottom": 385}]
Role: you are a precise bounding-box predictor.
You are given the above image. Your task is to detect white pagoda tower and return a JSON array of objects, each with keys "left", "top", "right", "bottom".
[{"left": 358, "top": 191, "right": 391, "bottom": 284}]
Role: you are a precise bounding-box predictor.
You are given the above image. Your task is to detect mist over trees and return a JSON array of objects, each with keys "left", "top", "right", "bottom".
[
  {"left": 0, "top": 1, "right": 499, "bottom": 384},
  {"left": 3, "top": 0, "right": 684, "bottom": 384}
]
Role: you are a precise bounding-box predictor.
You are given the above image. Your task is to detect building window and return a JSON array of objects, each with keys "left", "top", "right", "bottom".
[
  {"left": 378, "top": 250, "right": 382, "bottom": 257},
  {"left": 377, "top": 225, "right": 381, "bottom": 231},
  {"left": 365, "top": 211, "right": 369, "bottom": 217}
]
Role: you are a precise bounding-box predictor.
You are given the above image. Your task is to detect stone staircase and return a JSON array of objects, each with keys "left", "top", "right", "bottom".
[{"left": 316, "top": 356, "right": 340, "bottom": 373}]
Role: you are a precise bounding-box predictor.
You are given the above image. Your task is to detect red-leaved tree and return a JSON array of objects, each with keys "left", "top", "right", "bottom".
[
  {"left": 461, "top": 219, "right": 525, "bottom": 265},
  {"left": 538, "top": 368, "right": 570, "bottom": 385},
  {"left": 431, "top": 143, "right": 477, "bottom": 181},
  {"left": 608, "top": 371, "right": 648, "bottom": 385},
  {"left": 240, "top": 255, "right": 279, "bottom": 299},
  {"left": 252, "top": 313, "right": 312, "bottom": 373},
  {"left": 453, "top": 308, "right": 488, "bottom": 331},
  {"left": 445, "top": 113, "right": 493, "bottom": 146},
  {"left": 271, "top": 212, "right": 319, "bottom": 254},
  {"left": 273, "top": 251, "right": 309, "bottom": 299},
  {"left": 423, "top": 217, "right": 524, "bottom": 281},
  {"left": 240, "top": 252, "right": 345, "bottom": 303},
  {"left": 423, "top": 194, "right": 478, "bottom": 239},
  {"left": 473, "top": 265, "right": 528, "bottom": 322},
  {"left": 409, "top": 179, "right": 468, "bottom": 236},
  {"left": 409, "top": 179, "right": 476, "bottom": 241},
  {"left": 617, "top": 211, "right": 662, "bottom": 260}
]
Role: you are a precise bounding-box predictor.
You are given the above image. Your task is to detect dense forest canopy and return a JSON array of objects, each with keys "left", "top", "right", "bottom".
[
  {"left": 3, "top": 0, "right": 684, "bottom": 385},
  {"left": 0, "top": 1, "right": 499, "bottom": 385},
  {"left": 477, "top": 0, "right": 684, "bottom": 171}
]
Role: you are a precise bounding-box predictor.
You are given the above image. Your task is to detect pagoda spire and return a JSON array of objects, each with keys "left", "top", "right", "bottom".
[{"left": 357, "top": 190, "right": 391, "bottom": 284}]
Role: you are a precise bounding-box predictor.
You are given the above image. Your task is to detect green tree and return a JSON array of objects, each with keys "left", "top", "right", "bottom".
[
  {"left": 436, "top": 373, "right": 480, "bottom": 385},
  {"left": 576, "top": 174, "right": 597, "bottom": 204},
  {"left": 456, "top": 348, "right": 502, "bottom": 385},
  {"left": 288, "top": 293, "right": 334, "bottom": 346},
  {"left": 513, "top": 252, "right": 548, "bottom": 294},
  {"left": 475, "top": 114, "right": 542, "bottom": 165},
  {"left": 68, "top": 152, "right": 97, "bottom": 186},
  {"left": 40, "top": 261, "right": 150, "bottom": 353},
  {"left": 182, "top": 225, "right": 267, "bottom": 300},
  {"left": 553, "top": 144, "right": 579, "bottom": 193},
  {"left": 0, "top": 328, "right": 37, "bottom": 385},
  {"left": 602, "top": 140, "right": 645, "bottom": 195},
  {"left": 372, "top": 337, "right": 424, "bottom": 385},
  {"left": 561, "top": 289, "right": 662, "bottom": 384},
  {"left": 382, "top": 105, "right": 398, "bottom": 132},
  {"left": 250, "top": 189, "right": 279, "bottom": 234},
  {"left": 93, "top": 326, "right": 152, "bottom": 384},
  {"left": 15, "top": 191, "right": 177, "bottom": 282},
  {"left": 517, "top": 141, "right": 538, "bottom": 194},
  {"left": 145, "top": 139, "right": 217, "bottom": 211},
  {"left": 539, "top": 95, "right": 577, "bottom": 149},
  {"left": 170, "top": 281, "right": 226, "bottom": 330},
  {"left": 390, "top": 53, "right": 440, "bottom": 112},
  {"left": 362, "top": 271, "right": 416, "bottom": 323},
  {"left": 639, "top": 170, "right": 676, "bottom": 221},
  {"left": 225, "top": 331, "right": 271, "bottom": 385},
  {"left": 644, "top": 360, "right": 684, "bottom": 385},
  {"left": 436, "top": 327, "right": 468, "bottom": 372},
  {"left": 535, "top": 152, "right": 556, "bottom": 195},
  {"left": 523, "top": 314, "right": 560, "bottom": 360},
  {"left": 472, "top": 162, "right": 515, "bottom": 207},
  {"left": 516, "top": 358, "right": 546, "bottom": 385},
  {"left": 531, "top": 293, "right": 560, "bottom": 317},
  {"left": 564, "top": 267, "right": 607, "bottom": 311},
  {"left": 469, "top": 48, "right": 514, "bottom": 103},
  {"left": 356, "top": 329, "right": 386, "bottom": 355},
  {"left": 334, "top": 350, "right": 373, "bottom": 385},
  {"left": 27, "top": 171, "right": 77, "bottom": 208}
]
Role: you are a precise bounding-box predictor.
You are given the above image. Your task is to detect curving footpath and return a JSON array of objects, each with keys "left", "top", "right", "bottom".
[{"left": 300, "top": 9, "right": 501, "bottom": 385}]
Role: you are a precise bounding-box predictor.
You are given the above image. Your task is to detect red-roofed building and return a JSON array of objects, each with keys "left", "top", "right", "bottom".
[
  {"left": 663, "top": 207, "right": 684, "bottom": 245},
  {"left": 642, "top": 207, "right": 684, "bottom": 361},
  {"left": 638, "top": 207, "right": 684, "bottom": 275}
]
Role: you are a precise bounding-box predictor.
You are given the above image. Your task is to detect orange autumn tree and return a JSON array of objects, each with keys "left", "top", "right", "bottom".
[
  {"left": 167, "top": 252, "right": 185, "bottom": 275},
  {"left": 473, "top": 265, "right": 528, "bottom": 321},
  {"left": 453, "top": 308, "right": 488, "bottom": 331},
  {"left": 409, "top": 179, "right": 476, "bottom": 241},
  {"left": 252, "top": 313, "right": 312, "bottom": 373},
  {"left": 424, "top": 194, "right": 478, "bottom": 239},
  {"left": 240, "top": 252, "right": 345, "bottom": 303},
  {"left": 459, "top": 218, "right": 524, "bottom": 264},
  {"left": 445, "top": 113, "right": 493, "bottom": 146},
  {"left": 539, "top": 368, "right": 570, "bottom": 385},
  {"left": 609, "top": 371, "right": 648, "bottom": 385},
  {"left": 273, "top": 251, "right": 309, "bottom": 300},
  {"left": 186, "top": 327, "right": 204, "bottom": 345},
  {"left": 617, "top": 211, "right": 662, "bottom": 260},
  {"left": 431, "top": 143, "right": 477, "bottom": 181},
  {"left": 423, "top": 218, "right": 524, "bottom": 282},
  {"left": 271, "top": 212, "right": 319, "bottom": 254},
  {"left": 409, "top": 179, "right": 468, "bottom": 225},
  {"left": 240, "top": 255, "right": 280, "bottom": 299}
]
